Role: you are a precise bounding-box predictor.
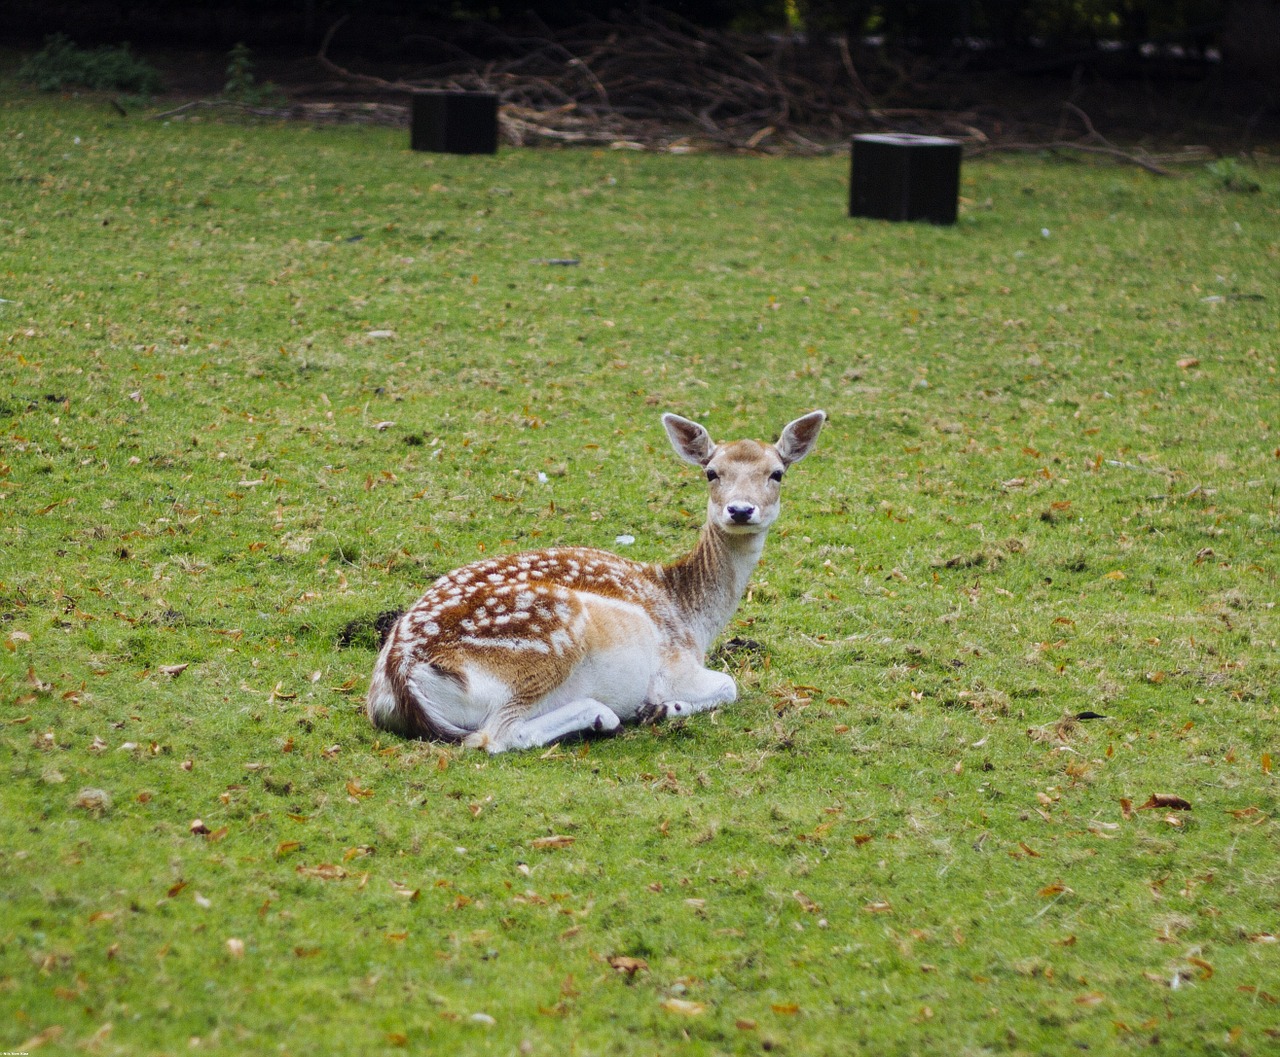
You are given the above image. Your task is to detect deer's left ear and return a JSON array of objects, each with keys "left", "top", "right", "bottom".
[
  {"left": 663, "top": 413, "right": 717, "bottom": 466},
  {"left": 775, "top": 411, "right": 826, "bottom": 467}
]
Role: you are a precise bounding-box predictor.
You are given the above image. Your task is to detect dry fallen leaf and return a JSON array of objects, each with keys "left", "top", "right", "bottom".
[
  {"left": 792, "top": 890, "right": 820, "bottom": 913},
  {"left": 226, "top": 938, "right": 245, "bottom": 959},
  {"left": 296, "top": 863, "right": 347, "bottom": 880},
  {"left": 772, "top": 1003, "right": 800, "bottom": 1015},
  {"left": 864, "top": 900, "right": 893, "bottom": 914},
  {"left": 530, "top": 835, "right": 575, "bottom": 850},
  {"left": 73, "top": 788, "right": 111, "bottom": 816},
  {"left": 159, "top": 663, "right": 189, "bottom": 678},
  {"left": 189, "top": 819, "right": 210, "bottom": 836},
  {"left": 660, "top": 998, "right": 706, "bottom": 1016},
  {"left": 20, "top": 1026, "right": 64, "bottom": 1050},
  {"left": 607, "top": 955, "right": 650, "bottom": 976},
  {"left": 1038, "top": 883, "right": 1073, "bottom": 898},
  {"left": 1138, "top": 793, "right": 1192, "bottom": 811},
  {"left": 1186, "top": 956, "right": 1214, "bottom": 978}
]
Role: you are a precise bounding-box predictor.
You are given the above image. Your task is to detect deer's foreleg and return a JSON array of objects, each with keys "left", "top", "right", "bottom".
[{"left": 638, "top": 663, "right": 736, "bottom": 725}]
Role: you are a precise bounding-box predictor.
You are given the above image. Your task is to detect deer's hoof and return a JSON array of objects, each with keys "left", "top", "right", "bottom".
[
  {"left": 637, "top": 701, "right": 668, "bottom": 725},
  {"left": 592, "top": 712, "right": 623, "bottom": 737}
]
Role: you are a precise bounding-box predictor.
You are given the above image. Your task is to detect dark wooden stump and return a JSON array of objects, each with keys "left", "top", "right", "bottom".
[
  {"left": 849, "top": 133, "right": 962, "bottom": 225},
  {"left": 411, "top": 91, "right": 499, "bottom": 155}
]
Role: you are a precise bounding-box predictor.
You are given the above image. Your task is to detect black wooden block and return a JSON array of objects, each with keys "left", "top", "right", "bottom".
[
  {"left": 411, "top": 91, "right": 498, "bottom": 155},
  {"left": 849, "top": 133, "right": 962, "bottom": 225}
]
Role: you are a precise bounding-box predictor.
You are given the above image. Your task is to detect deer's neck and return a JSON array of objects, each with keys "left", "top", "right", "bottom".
[{"left": 659, "top": 524, "right": 767, "bottom": 654}]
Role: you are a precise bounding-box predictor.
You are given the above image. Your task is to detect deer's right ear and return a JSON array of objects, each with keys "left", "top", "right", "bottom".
[{"left": 662, "top": 413, "right": 716, "bottom": 466}]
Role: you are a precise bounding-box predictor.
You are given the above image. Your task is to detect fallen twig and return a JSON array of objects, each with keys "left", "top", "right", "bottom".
[{"left": 971, "top": 139, "right": 1173, "bottom": 175}]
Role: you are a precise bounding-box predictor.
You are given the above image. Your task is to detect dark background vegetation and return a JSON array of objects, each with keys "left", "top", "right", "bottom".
[
  {"left": 9, "top": 0, "right": 1273, "bottom": 66},
  {"left": 8, "top": 1, "right": 1279, "bottom": 147}
]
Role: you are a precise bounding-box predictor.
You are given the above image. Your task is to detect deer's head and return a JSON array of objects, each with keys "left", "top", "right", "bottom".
[{"left": 663, "top": 411, "right": 826, "bottom": 536}]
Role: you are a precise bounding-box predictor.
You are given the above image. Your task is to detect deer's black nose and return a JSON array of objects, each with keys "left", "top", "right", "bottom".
[{"left": 727, "top": 503, "right": 756, "bottom": 524}]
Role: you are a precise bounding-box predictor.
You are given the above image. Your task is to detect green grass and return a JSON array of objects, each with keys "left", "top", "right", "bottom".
[{"left": 1, "top": 86, "right": 1277, "bottom": 1056}]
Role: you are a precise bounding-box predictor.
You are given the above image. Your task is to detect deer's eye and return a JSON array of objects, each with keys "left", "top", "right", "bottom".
[
  {"left": 769, "top": 469, "right": 784, "bottom": 482},
  {"left": 705, "top": 468, "right": 719, "bottom": 482}
]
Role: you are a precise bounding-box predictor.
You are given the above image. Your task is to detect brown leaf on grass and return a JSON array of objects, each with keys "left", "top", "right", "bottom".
[
  {"left": 20, "top": 1026, "right": 64, "bottom": 1050},
  {"left": 607, "top": 955, "right": 649, "bottom": 976},
  {"left": 531, "top": 835, "right": 575, "bottom": 850},
  {"left": 159, "top": 663, "right": 188, "bottom": 678},
  {"left": 1187, "top": 956, "right": 1214, "bottom": 978},
  {"left": 1075, "top": 992, "right": 1106, "bottom": 1007},
  {"left": 296, "top": 863, "right": 346, "bottom": 880},
  {"left": 1138, "top": 794, "right": 1192, "bottom": 811},
  {"left": 1264, "top": 753, "right": 1273, "bottom": 775},
  {"left": 345, "top": 780, "right": 374, "bottom": 799},
  {"left": 1120, "top": 798, "right": 1134, "bottom": 820},
  {"left": 73, "top": 788, "right": 111, "bottom": 815},
  {"left": 772, "top": 1003, "right": 800, "bottom": 1015},
  {"left": 736, "top": 1018, "right": 758, "bottom": 1030},
  {"left": 1176, "top": 357, "right": 1200, "bottom": 369},
  {"left": 294, "top": 946, "right": 321, "bottom": 958},
  {"left": 864, "top": 900, "right": 893, "bottom": 914},
  {"left": 1246, "top": 933, "right": 1278, "bottom": 944},
  {"left": 792, "top": 891, "right": 820, "bottom": 913},
  {"left": 189, "top": 819, "right": 210, "bottom": 835},
  {"left": 1038, "top": 883, "right": 1073, "bottom": 898},
  {"left": 660, "top": 998, "right": 706, "bottom": 1016},
  {"left": 275, "top": 840, "right": 302, "bottom": 858}
]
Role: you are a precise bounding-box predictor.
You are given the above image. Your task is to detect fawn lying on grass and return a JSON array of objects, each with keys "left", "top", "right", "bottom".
[{"left": 367, "top": 411, "right": 825, "bottom": 753}]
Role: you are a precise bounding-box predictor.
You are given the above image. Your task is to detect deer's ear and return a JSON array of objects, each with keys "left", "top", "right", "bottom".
[
  {"left": 662, "top": 413, "right": 716, "bottom": 466},
  {"left": 775, "top": 411, "right": 826, "bottom": 467}
]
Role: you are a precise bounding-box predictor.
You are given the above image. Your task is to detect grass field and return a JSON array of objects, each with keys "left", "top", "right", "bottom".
[{"left": 1, "top": 87, "right": 1277, "bottom": 1056}]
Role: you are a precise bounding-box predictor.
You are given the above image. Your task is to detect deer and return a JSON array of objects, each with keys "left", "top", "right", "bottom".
[{"left": 366, "top": 410, "right": 826, "bottom": 753}]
